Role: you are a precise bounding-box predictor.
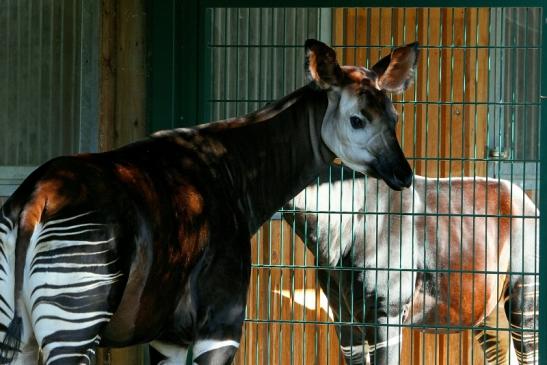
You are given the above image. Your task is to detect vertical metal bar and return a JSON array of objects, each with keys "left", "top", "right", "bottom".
[
  {"left": 521, "top": 7, "right": 530, "bottom": 363},
  {"left": 69, "top": 0, "right": 76, "bottom": 153},
  {"left": 79, "top": 0, "right": 99, "bottom": 153},
  {"left": 15, "top": 0, "right": 20, "bottom": 164},
  {"left": 235, "top": 8, "right": 240, "bottom": 118},
  {"left": 48, "top": 0, "right": 54, "bottom": 159},
  {"left": 314, "top": 165, "right": 320, "bottom": 364},
  {"left": 473, "top": 8, "right": 484, "bottom": 365},
  {"left": 58, "top": 0, "right": 65, "bottom": 155},
  {"left": 507, "top": 8, "right": 518, "bottom": 361},
  {"left": 37, "top": 0, "right": 43, "bottom": 161},
  {"left": 289, "top": 11, "right": 297, "bottom": 364},
  {"left": 245, "top": 9, "right": 251, "bottom": 365},
  {"left": 301, "top": 12, "right": 310, "bottom": 364},
  {"left": 531, "top": 10, "right": 541, "bottom": 364},
  {"left": 26, "top": 0, "right": 32, "bottom": 164},
  {"left": 2, "top": 0, "right": 9, "bottom": 165},
  {"left": 254, "top": 9, "right": 262, "bottom": 365},
  {"left": 538, "top": 4, "right": 547, "bottom": 363},
  {"left": 278, "top": 10, "right": 285, "bottom": 363},
  {"left": 222, "top": 8, "right": 228, "bottom": 121},
  {"left": 266, "top": 9, "right": 274, "bottom": 364},
  {"left": 435, "top": 8, "right": 445, "bottom": 364}
]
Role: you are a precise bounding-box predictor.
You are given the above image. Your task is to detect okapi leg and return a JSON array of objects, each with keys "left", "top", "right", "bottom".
[
  {"left": 24, "top": 212, "right": 124, "bottom": 365},
  {"left": 317, "top": 270, "right": 368, "bottom": 364},
  {"left": 473, "top": 327, "right": 510, "bottom": 365},
  {"left": 191, "top": 339, "right": 239, "bottom": 364},
  {"left": 338, "top": 327, "right": 368, "bottom": 365},
  {"left": 364, "top": 316, "right": 402, "bottom": 365},
  {"left": 190, "top": 303, "right": 244, "bottom": 365},
  {"left": 505, "top": 279, "right": 539, "bottom": 365},
  {"left": 149, "top": 341, "right": 189, "bottom": 365}
]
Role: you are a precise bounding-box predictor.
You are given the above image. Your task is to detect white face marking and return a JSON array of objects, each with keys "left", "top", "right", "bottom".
[{"left": 321, "top": 87, "right": 388, "bottom": 174}]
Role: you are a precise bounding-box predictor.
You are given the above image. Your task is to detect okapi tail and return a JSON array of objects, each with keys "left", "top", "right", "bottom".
[
  {"left": 0, "top": 316, "right": 22, "bottom": 364},
  {"left": 0, "top": 208, "right": 22, "bottom": 364},
  {"left": 0, "top": 203, "right": 25, "bottom": 365}
]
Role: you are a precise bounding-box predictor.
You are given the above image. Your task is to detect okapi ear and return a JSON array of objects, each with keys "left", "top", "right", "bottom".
[
  {"left": 371, "top": 42, "right": 419, "bottom": 94},
  {"left": 305, "top": 39, "right": 344, "bottom": 89}
]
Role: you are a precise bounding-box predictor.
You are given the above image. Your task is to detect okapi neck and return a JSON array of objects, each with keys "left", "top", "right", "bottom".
[{"left": 204, "top": 85, "right": 333, "bottom": 234}]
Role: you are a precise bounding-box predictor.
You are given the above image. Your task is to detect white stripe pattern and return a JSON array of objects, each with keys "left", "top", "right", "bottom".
[
  {"left": 20, "top": 212, "right": 122, "bottom": 364},
  {"left": 368, "top": 334, "right": 402, "bottom": 353},
  {"left": 192, "top": 339, "right": 240, "bottom": 360}
]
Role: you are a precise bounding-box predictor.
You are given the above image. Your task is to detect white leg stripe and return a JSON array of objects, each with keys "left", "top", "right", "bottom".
[
  {"left": 368, "top": 334, "right": 402, "bottom": 353},
  {"left": 340, "top": 343, "right": 368, "bottom": 361},
  {"left": 150, "top": 341, "right": 188, "bottom": 364},
  {"left": 192, "top": 339, "right": 239, "bottom": 360}
]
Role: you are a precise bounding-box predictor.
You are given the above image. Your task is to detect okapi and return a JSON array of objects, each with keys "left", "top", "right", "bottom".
[
  {"left": 283, "top": 167, "right": 539, "bottom": 365},
  {"left": 0, "top": 40, "right": 418, "bottom": 364}
]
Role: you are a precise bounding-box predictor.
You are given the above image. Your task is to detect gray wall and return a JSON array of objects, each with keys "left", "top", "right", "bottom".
[{"left": 0, "top": 0, "right": 99, "bottom": 196}]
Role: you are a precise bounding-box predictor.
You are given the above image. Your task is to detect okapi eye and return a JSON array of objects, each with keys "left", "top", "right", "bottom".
[{"left": 350, "top": 116, "right": 365, "bottom": 129}]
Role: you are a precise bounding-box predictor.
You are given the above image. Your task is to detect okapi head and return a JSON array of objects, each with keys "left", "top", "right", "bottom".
[{"left": 306, "top": 39, "right": 417, "bottom": 190}]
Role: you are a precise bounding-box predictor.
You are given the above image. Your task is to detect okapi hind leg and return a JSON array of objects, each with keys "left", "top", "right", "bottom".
[
  {"left": 473, "top": 327, "right": 510, "bottom": 365},
  {"left": 41, "top": 336, "right": 101, "bottom": 365},
  {"left": 505, "top": 279, "right": 539, "bottom": 365},
  {"left": 25, "top": 212, "right": 125, "bottom": 365}
]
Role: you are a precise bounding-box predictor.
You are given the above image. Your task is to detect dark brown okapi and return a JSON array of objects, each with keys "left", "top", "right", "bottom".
[
  {"left": 283, "top": 166, "right": 539, "bottom": 365},
  {"left": 0, "top": 40, "right": 417, "bottom": 364}
]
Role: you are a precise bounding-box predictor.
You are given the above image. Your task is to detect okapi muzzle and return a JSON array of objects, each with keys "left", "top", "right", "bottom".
[{"left": 367, "top": 129, "right": 413, "bottom": 191}]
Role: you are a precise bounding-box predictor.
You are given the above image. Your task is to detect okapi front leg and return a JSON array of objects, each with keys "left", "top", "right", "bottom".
[
  {"left": 362, "top": 290, "right": 406, "bottom": 365},
  {"left": 192, "top": 339, "right": 240, "bottom": 364},
  {"left": 364, "top": 315, "right": 402, "bottom": 365},
  {"left": 316, "top": 270, "right": 368, "bottom": 364},
  {"left": 149, "top": 341, "right": 189, "bottom": 365}
]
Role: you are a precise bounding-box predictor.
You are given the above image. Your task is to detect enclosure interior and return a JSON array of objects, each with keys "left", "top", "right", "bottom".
[
  {"left": 203, "top": 7, "right": 541, "bottom": 365},
  {"left": 0, "top": 4, "right": 542, "bottom": 365}
]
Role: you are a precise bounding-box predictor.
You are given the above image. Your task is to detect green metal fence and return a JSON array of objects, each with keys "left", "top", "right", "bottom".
[{"left": 149, "top": 1, "right": 546, "bottom": 364}]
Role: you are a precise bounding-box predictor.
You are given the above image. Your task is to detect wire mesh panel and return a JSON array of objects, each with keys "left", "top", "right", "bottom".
[{"left": 203, "top": 6, "right": 541, "bottom": 365}]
